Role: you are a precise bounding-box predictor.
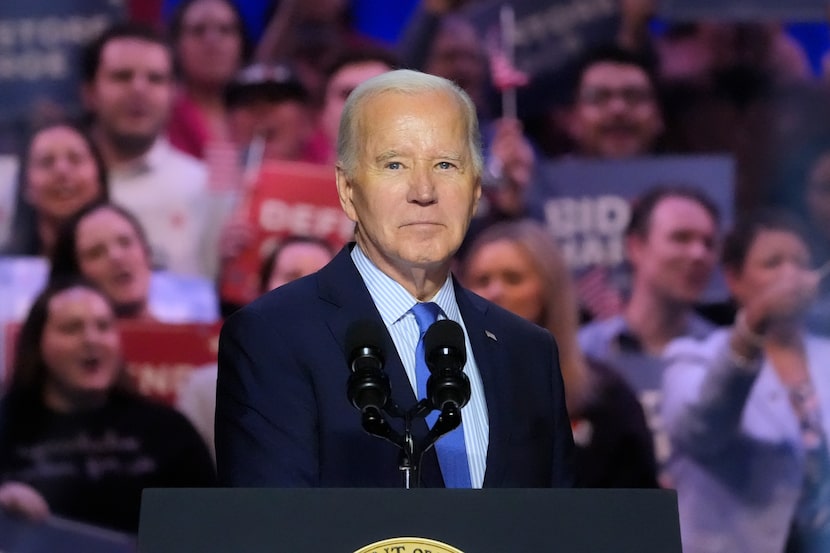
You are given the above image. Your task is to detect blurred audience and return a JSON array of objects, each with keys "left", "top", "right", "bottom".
[
  {"left": 225, "top": 62, "right": 320, "bottom": 164},
  {"left": 460, "top": 220, "right": 658, "bottom": 488},
  {"left": 579, "top": 186, "right": 720, "bottom": 478},
  {"left": 2, "top": 122, "right": 108, "bottom": 257},
  {"left": 253, "top": 0, "right": 380, "bottom": 101},
  {"left": 167, "top": 0, "right": 250, "bottom": 160},
  {"left": 0, "top": 277, "right": 215, "bottom": 535},
  {"left": 521, "top": 45, "right": 667, "bottom": 322},
  {"left": 422, "top": 14, "right": 492, "bottom": 119},
  {"left": 81, "top": 22, "right": 216, "bottom": 278},
  {"left": 658, "top": 21, "right": 819, "bottom": 215},
  {"left": 663, "top": 209, "right": 830, "bottom": 553},
  {"left": 49, "top": 201, "right": 218, "bottom": 322}
]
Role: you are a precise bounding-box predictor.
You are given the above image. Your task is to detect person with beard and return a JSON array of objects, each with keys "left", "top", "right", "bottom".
[
  {"left": 552, "top": 45, "right": 667, "bottom": 322},
  {"left": 48, "top": 201, "right": 218, "bottom": 322},
  {"left": 566, "top": 44, "right": 664, "bottom": 160},
  {"left": 80, "top": 23, "right": 215, "bottom": 279}
]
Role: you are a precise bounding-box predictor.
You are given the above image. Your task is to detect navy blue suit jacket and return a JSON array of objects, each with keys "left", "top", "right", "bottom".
[{"left": 215, "top": 245, "right": 574, "bottom": 487}]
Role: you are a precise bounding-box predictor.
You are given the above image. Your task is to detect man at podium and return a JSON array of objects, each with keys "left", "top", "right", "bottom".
[{"left": 215, "top": 69, "right": 574, "bottom": 488}]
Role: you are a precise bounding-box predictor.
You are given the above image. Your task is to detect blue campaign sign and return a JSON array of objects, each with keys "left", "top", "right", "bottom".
[
  {"left": 525, "top": 155, "right": 735, "bottom": 302},
  {"left": 0, "top": 1, "right": 125, "bottom": 150},
  {"left": 660, "top": 0, "right": 828, "bottom": 21}
]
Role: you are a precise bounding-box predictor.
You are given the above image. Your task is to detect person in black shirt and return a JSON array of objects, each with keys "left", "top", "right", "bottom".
[{"left": 0, "top": 276, "right": 215, "bottom": 535}]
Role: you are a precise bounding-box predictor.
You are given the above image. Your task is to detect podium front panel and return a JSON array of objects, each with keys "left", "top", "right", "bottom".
[{"left": 139, "top": 488, "right": 681, "bottom": 553}]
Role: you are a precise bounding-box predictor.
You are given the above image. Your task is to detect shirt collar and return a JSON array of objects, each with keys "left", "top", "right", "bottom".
[
  {"left": 350, "top": 243, "right": 458, "bottom": 326},
  {"left": 611, "top": 312, "right": 715, "bottom": 352}
]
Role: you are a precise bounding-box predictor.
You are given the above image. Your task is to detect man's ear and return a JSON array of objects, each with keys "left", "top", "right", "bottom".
[
  {"left": 472, "top": 176, "right": 482, "bottom": 211},
  {"left": 335, "top": 165, "right": 358, "bottom": 223}
]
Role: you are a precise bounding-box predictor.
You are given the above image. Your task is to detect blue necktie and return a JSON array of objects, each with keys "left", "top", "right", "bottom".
[{"left": 411, "top": 302, "right": 472, "bottom": 488}]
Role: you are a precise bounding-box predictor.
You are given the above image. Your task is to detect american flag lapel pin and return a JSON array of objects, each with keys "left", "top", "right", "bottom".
[{"left": 485, "top": 330, "right": 497, "bottom": 341}]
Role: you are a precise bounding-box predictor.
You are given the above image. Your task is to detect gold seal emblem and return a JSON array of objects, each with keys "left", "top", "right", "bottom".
[{"left": 353, "top": 536, "right": 464, "bottom": 553}]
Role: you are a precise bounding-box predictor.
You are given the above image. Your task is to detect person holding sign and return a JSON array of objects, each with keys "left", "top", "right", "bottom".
[{"left": 215, "top": 69, "right": 574, "bottom": 487}]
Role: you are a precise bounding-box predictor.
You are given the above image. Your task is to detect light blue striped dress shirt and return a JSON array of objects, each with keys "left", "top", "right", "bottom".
[{"left": 351, "top": 245, "right": 489, "bottom": 488}]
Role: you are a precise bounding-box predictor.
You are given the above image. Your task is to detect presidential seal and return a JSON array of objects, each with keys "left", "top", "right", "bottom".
[{"left": 353, "top": 536, "right": 464, "bottom": 553}]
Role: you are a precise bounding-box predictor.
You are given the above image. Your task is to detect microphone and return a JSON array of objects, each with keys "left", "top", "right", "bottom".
[
  {"left": 345, "top": 320, "right": 390, "bottom": 413},
  {"left": 423, "top": 319, "right": 471, "bottom": 412}
]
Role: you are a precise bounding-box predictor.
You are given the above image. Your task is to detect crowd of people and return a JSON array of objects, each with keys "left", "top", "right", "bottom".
[{"left": 1, "top": 1, "right": 830, "bottom": 551}]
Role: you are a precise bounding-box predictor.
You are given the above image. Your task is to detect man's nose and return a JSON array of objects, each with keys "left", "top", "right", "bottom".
[
  {"left": 408, "top": 167, "right": 437, "bottom": 204},
  {"left": 688, "top": 239, "right": 713, "bottom": 260}
]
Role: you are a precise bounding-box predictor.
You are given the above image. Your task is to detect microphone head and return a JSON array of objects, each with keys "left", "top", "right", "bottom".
[
  {"left": 344, "top": 319, "right": 389, "bottom": 413},
  {"left": 424, "top": 319, "right": 470, "bottom": 410},
  {"left": 424, "top": 319, "right": 466, "bottom": 372},
  {"left": 345, "top": 319, "right": 385, "bottom": 368}
]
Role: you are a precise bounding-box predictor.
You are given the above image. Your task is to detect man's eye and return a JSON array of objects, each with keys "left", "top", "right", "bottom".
[
  {"left": 386, "top": 162, "right": 402, "bottom": 170},
  {"left": 437, "top": 161, "right": 456, "bottom": 170}
]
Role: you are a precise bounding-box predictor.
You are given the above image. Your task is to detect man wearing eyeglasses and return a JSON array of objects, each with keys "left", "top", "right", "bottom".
[{"left": 567, "top": 45, "right": 664, "bottom": 160}]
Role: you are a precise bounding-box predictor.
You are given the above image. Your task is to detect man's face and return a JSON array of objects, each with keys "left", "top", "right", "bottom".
[
  {"left": 83, "top": 38, "right": 174, "bottom": 150},
  {"left": 628, "top": 196, "right": 717, "bottom": 305},
  {"left": 176, "top": 0, "right": 243, "bottom": 87},
  {"left": 570, "top": 62, "right": 663, "bottom": 158},
  {"left": 336, "top": 89, "right": 481, "bottom": 283}
]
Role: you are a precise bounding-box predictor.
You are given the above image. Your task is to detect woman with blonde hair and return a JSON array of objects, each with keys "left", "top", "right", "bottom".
[{"left": 460, "top": 220, "right": 658, "bottom": 487}]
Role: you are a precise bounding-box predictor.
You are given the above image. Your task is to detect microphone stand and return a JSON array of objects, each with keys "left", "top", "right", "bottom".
[
  {"left": 398, "top": 399, "right": 462, "bottom": 489},
  {"left": 358, "top": 398, "right": 459, "bottom": 489}
]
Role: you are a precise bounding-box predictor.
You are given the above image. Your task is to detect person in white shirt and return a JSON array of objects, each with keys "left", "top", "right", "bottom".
[{"left": 81, "top": 22, "right": 217, "bottom": 279}]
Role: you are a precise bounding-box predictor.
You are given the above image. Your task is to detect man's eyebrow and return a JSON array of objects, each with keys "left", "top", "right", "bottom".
[
  {"left": 437, "top": 152, "right": 464, "bottom": 162},
  {"left": 375, "top": 151, "right": 401, "bottom": 164}
]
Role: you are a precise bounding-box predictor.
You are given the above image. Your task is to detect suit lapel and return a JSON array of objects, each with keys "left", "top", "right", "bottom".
[{"left": 453, "top": 280, "right": 513, "bottom": 488}]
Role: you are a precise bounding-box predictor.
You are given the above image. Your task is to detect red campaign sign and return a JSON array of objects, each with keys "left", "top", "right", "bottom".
[
  {"left": 4, "top": 320, "right": 222, "bottom": 406},
  {"left": 219, "top": 161, "right": 355, "bottom": 306}
]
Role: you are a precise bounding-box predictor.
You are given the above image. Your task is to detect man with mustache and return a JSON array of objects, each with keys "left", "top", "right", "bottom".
[
  {"left": 562, "top": 45, "right": 667, "bottom": 323},
  {"left": 567, "top": 45, "right": 664, "bottom": 160}
]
